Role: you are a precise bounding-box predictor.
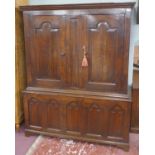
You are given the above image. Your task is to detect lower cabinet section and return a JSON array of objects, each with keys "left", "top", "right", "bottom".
[{"left": 23, "top": 91, "right": 131, "bottom": 150}]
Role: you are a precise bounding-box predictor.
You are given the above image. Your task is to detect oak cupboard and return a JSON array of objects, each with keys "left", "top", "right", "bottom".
[{"left": 21, "top": 3, "right": 135, "bottom": 151}]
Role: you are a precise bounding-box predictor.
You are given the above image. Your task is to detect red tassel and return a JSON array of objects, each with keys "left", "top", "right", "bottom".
[
  {"left": 82, "top": 54, "right": 88, "bottom": 67},
  {"left": 81, "top": 46, "right": 88, "bottom": 67}
]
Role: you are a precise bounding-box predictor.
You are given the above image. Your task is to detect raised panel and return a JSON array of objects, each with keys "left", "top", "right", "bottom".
[
  {"left": 85, "top": 15, "right": 125, "bottom": 92},
  {"left": 87, "top": 103, "right": 105, "bottom": 136},
  {"left": 89, "top": 22, "right": 117, "bottom": 83},
  {"left": 28, "top": 97, "right": 42, "bottom": 128},
  {"left": 34, "top": 22, "right": 60, "bottom": 79},
  {"left": 47, "top": 99, "right": 61, "bottom": 130},
  {"left": 66, "top": 101, "right": 81, "bottom": 133},
  {"left": 108, "top": 104, "right": 125, "bottom": 139},
  {"left": 28, "top": 15, "right": 67, "bottom": 88}
]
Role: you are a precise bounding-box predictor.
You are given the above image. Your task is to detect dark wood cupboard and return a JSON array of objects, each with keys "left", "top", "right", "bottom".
[{"left": 21, "top": 3, "right": 135, "bottom": 151}]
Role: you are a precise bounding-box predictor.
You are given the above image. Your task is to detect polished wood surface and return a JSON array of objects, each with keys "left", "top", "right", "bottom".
[
  {"left": 20, "top": 2, "right": 135, "bottom": 10},
  {"left": 23, "top": 91, "right": 130, "bottom": 150},
  {"left": 22, "top": 7, "right": 131, "bottom": 94},
  {"left": 21, "top": 3, "right": 134, "bottom": 151}
]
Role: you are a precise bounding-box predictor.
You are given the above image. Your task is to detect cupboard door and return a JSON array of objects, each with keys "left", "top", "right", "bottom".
[
  {"left": 24, "top": 14, "right": 67, "bottom": 88},
  {"left": 84, "top": 14, "right": 126, "bottom": 93}
]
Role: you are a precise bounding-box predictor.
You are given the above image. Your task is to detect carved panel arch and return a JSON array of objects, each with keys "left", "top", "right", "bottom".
[
  {"left": 28, "top": 97, "right": 41, "bottom": 104},
  {"left": 48, "top": 99, "right": 60, "bottom": 108},
  {"left": 36, "top": 21, "right": 59, "bottom": 32},
  {"left": 90, "top": 21, "right": 117, "bottom": 32},
  {"left": 38, "top": 21, "right": 52, "bottom": 28},
  {"left": 110, "top": 104, "right": 124, "bottom": 113},
  {"left": 89, "top": 103, "right": 101, "bottom": 112},
  {"left": 67, "top": 101, "right": 81, "bottom": 109}
]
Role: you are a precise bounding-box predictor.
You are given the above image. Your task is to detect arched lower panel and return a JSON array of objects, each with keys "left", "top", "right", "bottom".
[
  {"left": 66, "top": 101, "right": 81, "bottom": 132},
  {"left": 28, "top": 97, "right": 42, "bottom": 127},
  {"left": 108, "top": 104, "right": 125, "bottom": 139},
  {"left": 47, "top": 99, "right": 61, "bottom": 130},
  {"left": 87, "top": 103, "right": 105, "bottom": 135}
]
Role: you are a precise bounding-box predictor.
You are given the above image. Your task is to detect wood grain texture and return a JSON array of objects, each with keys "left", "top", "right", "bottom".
[
  {"left": 20, "top": 2, "right": 135, "bottom": 11},
  {"left": 22, "top": 7, "right": 132, "bottom": 94},
  {"left": 23, "top": 91, "right": 131, "bottom": 151},
  {"left": 15, "top": 0, "right": 27, "bottom": 129},
  {"left": 21, "top": 3, "right": 134, "bottom": 150},
  {"left": 86, "top": 14, "right": 125, "bottom": 92}
]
